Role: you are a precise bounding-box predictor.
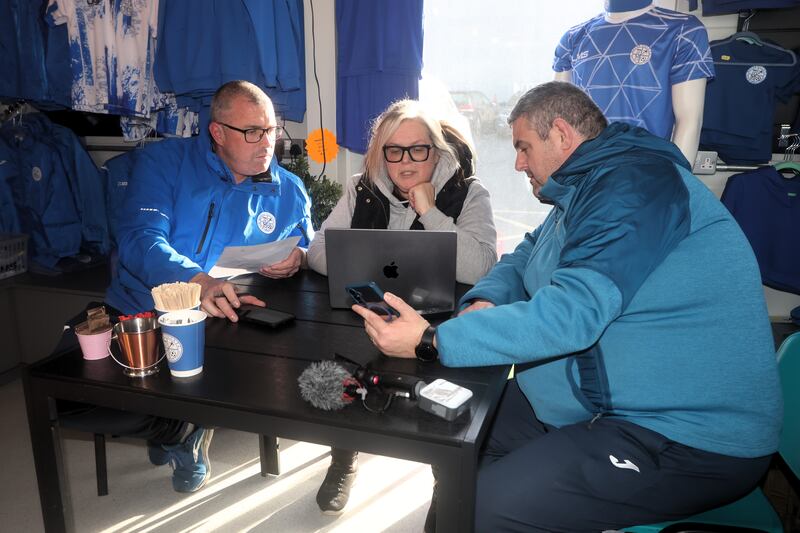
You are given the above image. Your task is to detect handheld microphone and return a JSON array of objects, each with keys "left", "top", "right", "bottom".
[
  {"left": 298, "top": 361, "right": 364, "bottom": 411},
  {"left": 355, "top": 368, "right": 426, "bottom": 400}
]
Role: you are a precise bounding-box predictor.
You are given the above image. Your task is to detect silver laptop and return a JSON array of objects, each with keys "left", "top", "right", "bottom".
[{"left": 326, "top": 229, "right": 457, "bottom": 314}]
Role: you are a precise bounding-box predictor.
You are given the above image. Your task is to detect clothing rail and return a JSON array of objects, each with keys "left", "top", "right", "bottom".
[{"left": 716, "top": 164, "right": 771, "bottom": 172}]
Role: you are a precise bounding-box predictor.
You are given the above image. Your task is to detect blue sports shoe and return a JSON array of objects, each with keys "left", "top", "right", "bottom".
[
  {"left": 166, "top": 427, "right": 213, "bottom": 493},
  {"left": 147, "top": 442, "right": 171, "bottom": 466}
]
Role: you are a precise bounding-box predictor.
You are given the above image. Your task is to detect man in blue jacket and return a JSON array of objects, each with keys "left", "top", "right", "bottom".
[
  {"left": 71, "top": 80, "right": 312, "bottom": 494},
  {"left": 107, "top": 79, "right": 311, "bottom": 318},
  {"left": 355, "top": 82, "right": 782, "bottom": 531}
]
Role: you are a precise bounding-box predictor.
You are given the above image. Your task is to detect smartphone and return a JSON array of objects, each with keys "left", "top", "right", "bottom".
[
  {"left": 238, "top": 306, "right": 295, "bottom": 328},
  {"left": 346, "top": 282, "right": 400, "bottom": 320}
]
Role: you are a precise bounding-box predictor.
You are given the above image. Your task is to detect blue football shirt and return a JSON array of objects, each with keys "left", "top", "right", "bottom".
[{"left": 554, "top": 7, "right": 714, "bottom": 139}]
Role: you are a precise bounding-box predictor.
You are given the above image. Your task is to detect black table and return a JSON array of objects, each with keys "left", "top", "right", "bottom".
[{"left": 23, "top": 271, "right": 510, "bottom": 533}]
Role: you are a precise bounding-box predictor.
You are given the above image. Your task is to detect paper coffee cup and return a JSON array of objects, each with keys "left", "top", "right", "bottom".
[
  {"left": 155, "top": 303, "right": 200, "bottom": 318},
  {"left": 158, "top": 309, "right": 206, "bottom": 377}
]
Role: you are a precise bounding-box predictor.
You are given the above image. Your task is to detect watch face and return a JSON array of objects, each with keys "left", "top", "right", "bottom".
[
  {"left": 415, "top": 326, "right": 438, "bottom": 361},
  {"left": 416, "top": 345, "right": 437, "bottom": 361}
]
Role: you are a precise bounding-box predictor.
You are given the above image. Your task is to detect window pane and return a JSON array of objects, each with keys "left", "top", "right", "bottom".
[{"left": 421, "top": 1, "right": 600, "bottom": 255}]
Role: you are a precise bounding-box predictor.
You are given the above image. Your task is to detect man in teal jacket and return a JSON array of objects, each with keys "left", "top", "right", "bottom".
[{"left": 355, "top": 82, "right": 782, "bottom": 531}]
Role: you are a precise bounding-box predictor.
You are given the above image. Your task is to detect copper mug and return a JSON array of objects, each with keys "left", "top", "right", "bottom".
[{"left": 110, "top": 317, "right": 163, "bottom": 377}]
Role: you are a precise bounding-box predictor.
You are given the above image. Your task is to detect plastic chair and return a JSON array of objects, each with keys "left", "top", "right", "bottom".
[{"left": 624, "top": 332, "right": 800, "bottom": 533}]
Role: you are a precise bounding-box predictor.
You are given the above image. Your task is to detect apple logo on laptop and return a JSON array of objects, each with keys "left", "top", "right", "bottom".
[{"left": 383, "top": 261, "right": 399, "bottom": 279}]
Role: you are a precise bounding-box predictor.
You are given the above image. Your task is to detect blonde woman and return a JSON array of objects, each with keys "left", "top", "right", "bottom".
[{"left": 307, "top": 99, "right": 497, "bottom": 517}]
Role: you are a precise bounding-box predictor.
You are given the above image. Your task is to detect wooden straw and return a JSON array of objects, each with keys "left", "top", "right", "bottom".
[{"left": 151, "top": 282, "right": 201, "bottom": 311}]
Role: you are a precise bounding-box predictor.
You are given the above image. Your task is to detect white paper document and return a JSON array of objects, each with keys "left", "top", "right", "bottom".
[{"left": 209, "top": 237, "right": 300, "bottom": 278}]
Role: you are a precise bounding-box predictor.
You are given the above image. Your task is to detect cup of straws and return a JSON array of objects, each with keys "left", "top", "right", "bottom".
[{"left": 152, "top": 281, "right": 201, "bottom": 318}]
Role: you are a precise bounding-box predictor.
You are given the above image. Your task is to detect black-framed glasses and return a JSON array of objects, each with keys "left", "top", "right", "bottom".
[
  {"left": 218, "top": 122, "right": 284, "bottom": 143},
  {"left": 383, "top": 144, "right": 433, "bottom": 163}
]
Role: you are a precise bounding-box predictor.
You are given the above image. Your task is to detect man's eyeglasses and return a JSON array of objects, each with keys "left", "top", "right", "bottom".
[
  {"left": 383, "top": 144, "right": 433, "bottom": 163},
  {"left": 218, "top": 122, "right": 284, "bottom": 143}
]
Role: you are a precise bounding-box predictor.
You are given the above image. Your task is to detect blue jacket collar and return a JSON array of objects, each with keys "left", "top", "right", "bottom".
[
  {"left": 198, "top": 130, "right": 282, "bottom": 192},
  {"left": 540, "top": 122, "right": 690, "bottom": 205}
]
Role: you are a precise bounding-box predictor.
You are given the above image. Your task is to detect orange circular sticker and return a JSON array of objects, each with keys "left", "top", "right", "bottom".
[{"left": 306, "top": 128, "right": 339, "bottom": 164}]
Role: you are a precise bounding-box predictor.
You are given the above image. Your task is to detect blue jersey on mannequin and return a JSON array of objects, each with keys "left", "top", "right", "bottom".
[{"left": 554, "top": 7, "right": 714, "bottom": 139}]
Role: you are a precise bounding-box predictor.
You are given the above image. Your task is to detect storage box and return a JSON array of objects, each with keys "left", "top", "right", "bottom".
[
  {"left": 418, "top": 379, "right": 473, "bottom": 421},
  {"left": 0, "top": 233, "right": 28, "bottom": 280}
]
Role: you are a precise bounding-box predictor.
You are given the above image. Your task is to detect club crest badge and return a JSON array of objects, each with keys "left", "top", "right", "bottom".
[
  {"left": 163, "top": 333, "right": 183, "bottom": 363},
  {"left": 745, "top": 66, "right": 767, "bottom": 84},
  {"left": 630, "top": 44, "right": 652, "bottom": 65},
  {"left": 257, "top": 212, "right": 277, "bottom": 234}
]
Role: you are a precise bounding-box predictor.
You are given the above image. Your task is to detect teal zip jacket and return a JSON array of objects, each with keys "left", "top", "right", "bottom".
[
  {"left": 106, "top": 131, "right": 312, "bottom": 314},
  {"left": 437, "top": 122, "right": 782, "bottom": 458}
]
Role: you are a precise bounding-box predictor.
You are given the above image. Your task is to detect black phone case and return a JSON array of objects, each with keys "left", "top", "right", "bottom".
[
  {"left": 346, "top": 282, "right": 400, "bottom": 318},
  {"left": 238, "top": 307, "right": 295, "bottom": 328}
]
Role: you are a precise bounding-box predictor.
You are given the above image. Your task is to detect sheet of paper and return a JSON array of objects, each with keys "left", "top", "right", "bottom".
[{"left": 209, "top": 237, "right": 300, "bottom": 277}]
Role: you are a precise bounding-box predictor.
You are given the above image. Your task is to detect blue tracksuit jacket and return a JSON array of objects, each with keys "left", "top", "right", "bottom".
[
  {"left": 438, "top": 122, "right": 782, "bottom": 458},
  {"left": 106, "top": 132, "right": 312, "bottom": 314}
]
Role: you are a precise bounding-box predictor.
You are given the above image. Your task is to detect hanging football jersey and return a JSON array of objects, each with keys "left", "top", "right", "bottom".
[
  {"left": 700, "top": 36, "right": 800, "bottom": 164},
  {"left": 46, "top": 0, "right": 159, "bottom": 118},
  {"left": 554, "top": 7, "right": 714, "bottom": 139},
  {"left": 721, "top": 166, "right": 800, "bottom": 294}
]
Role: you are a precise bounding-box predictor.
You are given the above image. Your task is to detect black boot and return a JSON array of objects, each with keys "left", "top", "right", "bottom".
[
  {"left": 316, "top": 448, "right": 358, "bottom": 514},
  {"left": 424, "top": 465, "right": 439, "bottom": 533}
]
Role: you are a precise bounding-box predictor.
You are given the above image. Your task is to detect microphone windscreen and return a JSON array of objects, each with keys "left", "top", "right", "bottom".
[{"left": 298, "top": 360, "right": 355, "bottom": 411}]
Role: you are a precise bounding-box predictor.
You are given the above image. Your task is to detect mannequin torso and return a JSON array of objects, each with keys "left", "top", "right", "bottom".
[{"left": 554, "top": 2, "right": 712, "bottom": 164}]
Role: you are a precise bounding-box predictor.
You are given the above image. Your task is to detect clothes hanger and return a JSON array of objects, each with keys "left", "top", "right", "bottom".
[
  {"left": 711, "top": 34, "right": 797, "bottom": 67},
  {"left": 774, "top": 137, "right": 800, "bottom": 177},
  {"left": 711, "top": 11, "right": 797, "bottom": 67},
  {"left": 773, "top": 161, "right": 800, "bottom": 177}
]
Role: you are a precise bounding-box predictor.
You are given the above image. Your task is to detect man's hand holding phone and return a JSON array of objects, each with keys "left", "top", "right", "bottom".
[
  {"left": 348, "top": 284, "right": 429, "bottom": 359},
  {"left": 346, "top": 282, "right": 400, "bottom": 321}
]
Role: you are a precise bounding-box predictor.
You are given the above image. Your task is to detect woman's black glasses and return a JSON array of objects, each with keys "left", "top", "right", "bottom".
[{"left": 383, "top": 144, "right": 433, "bottom": 163}]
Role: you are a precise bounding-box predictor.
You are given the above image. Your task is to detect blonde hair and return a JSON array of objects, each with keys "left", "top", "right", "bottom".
[{"left": 363, "top": 99, "right": 457, "bottom": 180}]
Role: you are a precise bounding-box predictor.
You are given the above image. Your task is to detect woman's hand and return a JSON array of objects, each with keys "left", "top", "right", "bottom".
[{"left": 407, "top": 182, "right": 435, "bottom": 216}]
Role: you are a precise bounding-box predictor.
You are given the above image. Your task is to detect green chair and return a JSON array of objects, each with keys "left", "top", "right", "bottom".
[{"left": 624, "top": 332, "right": 800, "bottom": 533}]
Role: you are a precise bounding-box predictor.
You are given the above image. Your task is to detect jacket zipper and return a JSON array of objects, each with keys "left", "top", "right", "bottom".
[{"left": 196, "top": 202, "right": 215, "bottom": 254}]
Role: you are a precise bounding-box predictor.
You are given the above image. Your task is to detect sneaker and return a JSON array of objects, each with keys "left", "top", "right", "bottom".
[
  {"left": 316, "top": 450, "right": 358, "bottom": 514},
  {"left": 147, "top": 441, "right": 171, "bottom": 466},
  {"left": 166, "top": 427, "right": 213, "bottom": 493}
]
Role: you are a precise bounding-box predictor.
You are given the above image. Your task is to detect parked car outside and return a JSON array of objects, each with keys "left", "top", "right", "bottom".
[
  {"left": 450, "top": 90, "right": 498, "bottom": 136},
  {"left": 495, "top": 90, "right": 525, "bottom": 137},
  {"left": 419, "top": 77, "right": 476, "bottom": 147}
]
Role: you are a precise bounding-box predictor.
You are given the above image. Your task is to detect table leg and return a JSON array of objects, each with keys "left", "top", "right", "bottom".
[
  {"left": 23, "top": 374, "right": 72, "bottom": 533},
  {"left": 259, "top": 434, "right": 280, "bottom": 476},
  {"left": 436, "top": 451, "right": 475, "bottom": 533}
]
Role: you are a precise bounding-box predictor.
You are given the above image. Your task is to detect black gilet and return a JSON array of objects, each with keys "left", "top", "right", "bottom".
[{"left": 350, "top": 173, "right": 475, "bottom": 230}]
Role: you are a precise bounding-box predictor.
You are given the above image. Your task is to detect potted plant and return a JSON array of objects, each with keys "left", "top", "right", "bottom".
[{"left": 283, "top": 154, "right": 342, "bottom": 230}]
